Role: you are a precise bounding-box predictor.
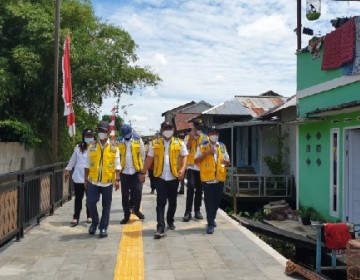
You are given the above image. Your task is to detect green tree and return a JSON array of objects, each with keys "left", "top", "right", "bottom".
[{"left": 0, "top": 0, "right": 161, "bottom": 161}]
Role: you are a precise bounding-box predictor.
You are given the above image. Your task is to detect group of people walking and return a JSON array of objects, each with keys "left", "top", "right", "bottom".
[{"left": 65, "top": 118, "right": 230, "bottom": 239}]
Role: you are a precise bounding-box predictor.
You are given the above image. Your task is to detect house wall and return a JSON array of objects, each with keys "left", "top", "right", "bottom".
[
  {"left": 259, "top": 125, "right": 279, "bottom": 175},
  {"left": 297, "top": 49, "right": 360, "bottom": 221}
]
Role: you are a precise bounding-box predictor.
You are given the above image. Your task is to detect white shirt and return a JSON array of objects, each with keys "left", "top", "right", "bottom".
[
  {"left": 147, "top": 137, "right": 188, "bottom": 181},
  {"left": 184, "top": 135, "right": 200, "bottom": 171},
  {"left": 195, "top": 141, "right": 229, "bottom": 184},
  {"left": 85, "top": 140, "right": 121, "bottom": 187},
  {"left": 65, "top": 145, "right": 88, "bottom": 184},
  {"left": 121, "top": 137, "right": 146, "bottom": 175}
]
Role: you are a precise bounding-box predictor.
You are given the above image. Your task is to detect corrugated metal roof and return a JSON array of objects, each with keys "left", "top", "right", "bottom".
[
  {"left": 201, "top": 96, "right": 287, "bottom": 117},
  {"left": 260, "top": 95, "right": 296, "bottom": 118}
]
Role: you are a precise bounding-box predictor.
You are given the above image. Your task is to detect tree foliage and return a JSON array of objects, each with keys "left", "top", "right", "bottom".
[{"left": 0, "top": 0, "right": 161, "bottom": 161}]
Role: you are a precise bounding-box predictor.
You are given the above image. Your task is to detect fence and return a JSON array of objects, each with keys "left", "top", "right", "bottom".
[{"left": 0, "top": 162, "right": 72, "bottom": 247}]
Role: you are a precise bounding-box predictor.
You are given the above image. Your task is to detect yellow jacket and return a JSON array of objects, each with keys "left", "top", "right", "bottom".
[
  {"left": 88, "top": 142, "right": 118, "bottom": 183},
  {"left": 185, "top": 133, "right": 208, "bottom": 165},
  {"left": 198, "top": 141, "right": 227, "bottom": 182},
  {"left": 118, "top": 137, "right": 143, "bottom": 172},
  {"left": 152, "top": 137, "right": 183, "bottom": 178}
]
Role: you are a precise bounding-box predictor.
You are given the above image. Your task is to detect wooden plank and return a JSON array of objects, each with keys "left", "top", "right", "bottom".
[{"left": 230, "top": 215, "right": 317, "bottom": 249}]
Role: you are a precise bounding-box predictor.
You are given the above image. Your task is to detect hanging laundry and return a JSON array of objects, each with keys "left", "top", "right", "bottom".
[
  {"left": 343, "top": 16, "right": 360, "bottom": 75},
  {"left": 321, "top": 18, "right": 355, "bottom": 70},
  {"left": 306, "top": 0, "right": 321, "bottom": 21}
]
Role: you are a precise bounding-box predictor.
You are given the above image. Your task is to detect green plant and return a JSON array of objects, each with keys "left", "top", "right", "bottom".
[
  {"left": 0, "top": 120, "right": 41, "bottom": 147},
  {"left": 262, "top": 133, "right": 288, "bottom": 175}
]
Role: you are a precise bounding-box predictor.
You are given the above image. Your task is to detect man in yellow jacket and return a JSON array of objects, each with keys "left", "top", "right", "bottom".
[
  {"left": 84, "top": 121, "right": 121, "bottom": 238},
  {"left": 117, "top": 124, "right": 146, "bottom": 224},
  {"left": 140, "top": 121, "right": 188, "bottom": 239},
  {"left": 194, "top": 126, "right": 230, "bottom": 234}
]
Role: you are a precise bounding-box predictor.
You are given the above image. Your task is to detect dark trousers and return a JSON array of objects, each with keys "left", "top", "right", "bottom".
[
  {"left": 203, "top": 182, "right": 224, "bottom": 227},
  {"left": 87, "top": 182, "right": 113, "bottom": 230},
  {"left": 148, "top": 169, "right": 155, "bottom": 191},
  {"left": 120, "top": 173, "right": 143, "bottom": 219},
  {"left": 155, "top": 178, "right": 179, "bottom": 231},
  {"left": 73, "top": 183, "right": 90, "bottom": 220},
  {"left": 185, "top": 169, "right": 203, "bottom": 213}
]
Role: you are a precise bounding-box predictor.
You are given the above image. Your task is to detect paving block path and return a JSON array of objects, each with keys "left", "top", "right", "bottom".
[{"left": 0, "top": 179, "right": 299, "bottom": 280}]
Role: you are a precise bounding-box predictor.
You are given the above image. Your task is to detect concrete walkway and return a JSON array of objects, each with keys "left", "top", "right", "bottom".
[{"left": 0, "top": 179, "right": 299, "bottom": 280}]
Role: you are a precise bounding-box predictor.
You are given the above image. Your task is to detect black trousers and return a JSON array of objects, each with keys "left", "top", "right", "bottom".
[
  {"left": 120, "top": 173, "right": 143, "bottom": 219},
  {"left": 148, "top": 169, "right": 155, "bottom": 191},
  {"left": 185, "top": 169, "right": 203, "bottom": 213},
  {"left": 73, "top": 182, "right": 90, "bottom": 220},
  {"left": 155, "top": 178, "right": 179, "bottom": 231},
  {"left": 203, "top": 182, "right": 224, "bottom": 227}
]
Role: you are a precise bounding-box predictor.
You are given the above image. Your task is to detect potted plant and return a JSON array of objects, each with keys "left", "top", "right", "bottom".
[{"left": 299, "top": 207, "right": 311, "bottom": 225}]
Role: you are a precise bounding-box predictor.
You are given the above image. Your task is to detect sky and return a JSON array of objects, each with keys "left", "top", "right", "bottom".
[{"left": 91, "top": 0, "right": 360, "bottom": 135}]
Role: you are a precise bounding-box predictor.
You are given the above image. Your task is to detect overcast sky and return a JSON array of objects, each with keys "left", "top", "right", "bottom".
[{"left": 91, "top": 0, "right": 360, "bottom": 135}]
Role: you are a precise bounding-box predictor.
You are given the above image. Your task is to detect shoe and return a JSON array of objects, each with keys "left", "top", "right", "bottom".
[
  {"left": 154, "top": 231, "right": 165, "bottom": 239},
  {"left": 88, "top": 224, "right": 97, "bottom": 235},
  {"left": 120, "top": 218, "right": 129, "bottom": 224},
  {"left": 134, "top": 211, "right": 145, "bottom": 219},
  {"left": 206, "top": 225, "right": 214, "bottom": 234},
  {"left": 99, "top": 228, "right": 108, "bottom": 238},
  {"left": 167, "top": 223, "right": 176, "bottom": 230},
  {"left": 183, "top": 212, "right": 191, "bottom": 222},
  {"left": 71, "top": 219, "right": 78, "bottom": 227},
  {"left": 86, "top": 217, "right": 92, "bottom": 224},
  {"left": 194, "top": 211, "right": 203, "bottom": 219},
  {"left": 150, "top": 190, "right": 154, "bottom": 194}
]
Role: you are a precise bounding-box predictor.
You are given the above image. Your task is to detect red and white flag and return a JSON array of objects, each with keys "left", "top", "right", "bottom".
[
  {"left": 110, "top": 107, "right": 116, "bottom": 142},
  {"left": 62, "top": 35, "right": 75, "bottom": 137}
]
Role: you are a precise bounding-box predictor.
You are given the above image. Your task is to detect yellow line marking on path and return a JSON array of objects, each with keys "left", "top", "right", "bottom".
[{"left": 113, "top": 214, "right": 144, "bottom": 280}]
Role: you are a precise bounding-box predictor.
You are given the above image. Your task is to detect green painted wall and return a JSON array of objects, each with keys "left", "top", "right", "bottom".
[
  {"left": 297, "top": 50, "right": 342, "bottom": 91},
  {"left": 298, "top": 111, "right": 360, "bottom": 221}
]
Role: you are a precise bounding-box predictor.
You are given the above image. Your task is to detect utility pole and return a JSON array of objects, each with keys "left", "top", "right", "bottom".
[
  {"left": 52, "top": 0, "right": 60, "bottom": 163},
  {"left": 297, "top": 0, "right": 302, "bottom": 51}
]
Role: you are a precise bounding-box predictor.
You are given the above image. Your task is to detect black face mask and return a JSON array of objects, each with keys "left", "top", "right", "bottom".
[{"left": 124, "top": 137, "right": 131, "bottom": 141}]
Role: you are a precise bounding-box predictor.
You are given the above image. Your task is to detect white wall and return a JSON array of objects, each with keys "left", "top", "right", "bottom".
[{"left": 0, "top": 142, "right": 35, "bottom": 174}]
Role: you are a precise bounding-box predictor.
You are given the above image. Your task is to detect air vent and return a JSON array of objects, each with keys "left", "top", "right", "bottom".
[{"left": 344, "top": 118, "right": 352, "bottom": 122}]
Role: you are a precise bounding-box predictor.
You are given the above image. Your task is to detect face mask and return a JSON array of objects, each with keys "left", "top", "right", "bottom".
[
  {"left": 162, "top": 130, "right": 173, "bottom": 138},
  {"left": 98, "top": 133, "right": 108, "bottom": 140},
  {"left": 84, "top": 138, "right": 94, "bottom": 144},
  {"left": 209, "top": 135, "right": 218, "bottom": 143},
  {"left": 124, "top": 137, "right": 131, "bottom": 141},
  {"left": 196, "top": 130, "right": 202, "bottom": 136}
]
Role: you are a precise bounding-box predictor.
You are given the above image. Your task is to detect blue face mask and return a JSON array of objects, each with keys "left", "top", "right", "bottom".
[{"left": 84, "top": 138, "right": 94, "bottom": 144}]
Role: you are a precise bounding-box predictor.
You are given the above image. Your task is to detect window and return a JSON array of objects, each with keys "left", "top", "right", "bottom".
[{"left": 330, "top": 129, "right": 339, "bottom": 217}]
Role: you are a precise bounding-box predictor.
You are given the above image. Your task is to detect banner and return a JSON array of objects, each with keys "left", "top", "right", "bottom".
[{"left": 62, "top": 35, "right": 75, "bottom": 137}]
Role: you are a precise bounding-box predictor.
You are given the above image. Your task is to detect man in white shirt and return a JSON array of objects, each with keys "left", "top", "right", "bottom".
[
  {"left": 140, "top": 121, "right": 188, "bottom": 239},
  {"left": 117, "top": 124, "right": 146, "bottom": 224},
  {"left": 84, "top": 121, "right": 121, "bottom": 238}
]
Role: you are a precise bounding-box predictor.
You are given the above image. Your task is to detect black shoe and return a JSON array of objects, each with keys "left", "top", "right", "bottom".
[
  {"left": 206, "top": 225, "right": 214, "bottom": 234},
  {"left": 120, "top": 218, "right": 129, "bottom": 224},
  {"left": 150, "top": 189, "right": 154, "bottom": 194},
  {"left": 183, "top": 212, "right": 191, "bottom": 222},
  {"left": 154, "top": 231, "right": 165, "bottom": 239},
  {"left": 194, "top": 211, "right": 203, "bottom": 219},
  {"left": 88, "top": 224, "right": 97, "bottom": 235},
  {"left": 134, "top": 211, "right": 145, "bottom": 219},
  {"left": 167, "top": 223, "right": 176, "bottom": 230},
  {"left": 99, "top": 228, "right": 108, "bottom": 238}
]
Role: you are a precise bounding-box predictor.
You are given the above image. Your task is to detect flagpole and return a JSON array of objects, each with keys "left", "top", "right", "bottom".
[{"left": 52, "top": 0, "right": 61, "bottom": 163}]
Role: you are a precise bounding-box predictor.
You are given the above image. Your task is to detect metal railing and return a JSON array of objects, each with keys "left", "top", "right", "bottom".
[
  {"left": 224, "top": 173, "right": 294, "bottom": 198},
  {"left": 0, "top": 162, "right": 72, "bottom": 247}
]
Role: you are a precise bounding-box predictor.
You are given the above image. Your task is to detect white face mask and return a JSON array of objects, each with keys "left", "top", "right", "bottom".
[
  {"left": 162, "top": 130, "right": 173, "bottom": 138},
  {"left": 209, "top": 135, "right": 218, "bottom": 143},
  {"left": 196, "top": 130, "right": 202, "bottom": 136},
  {"left": 98, "top": 133, "right": 108, "bottom": 140},
  {"left": 84, "top": 138, "right": 94, "bottom": 144}
]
